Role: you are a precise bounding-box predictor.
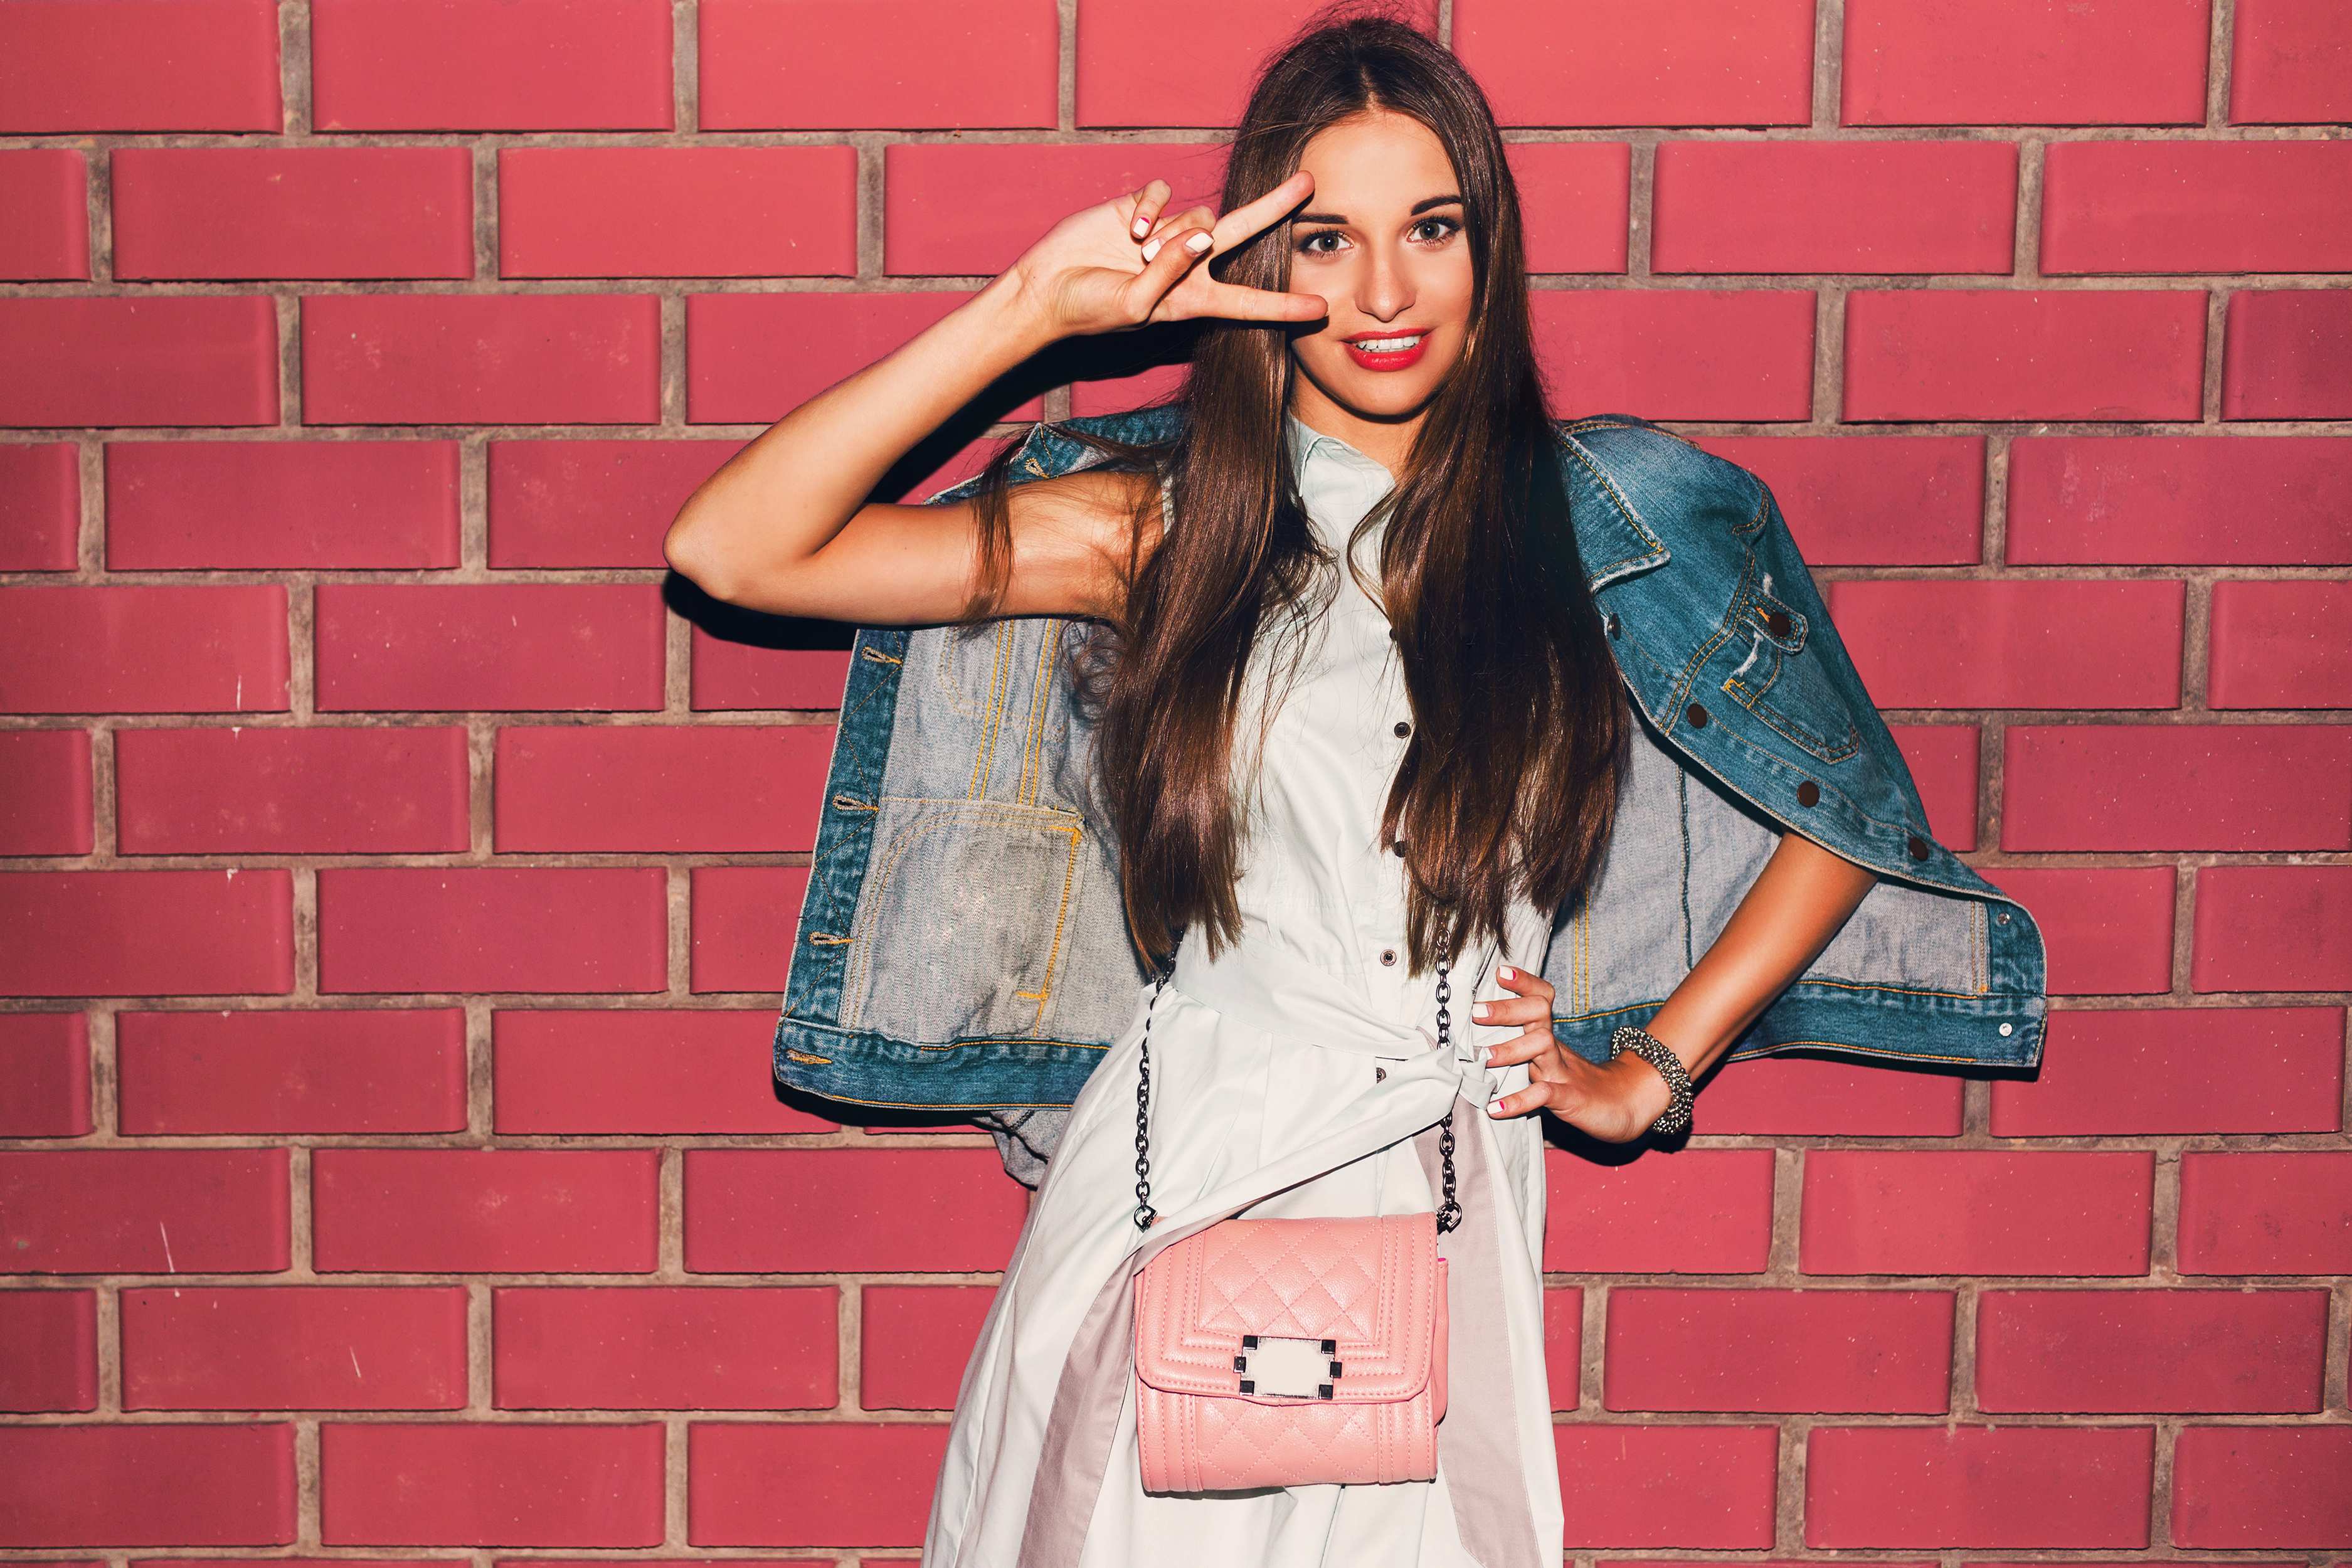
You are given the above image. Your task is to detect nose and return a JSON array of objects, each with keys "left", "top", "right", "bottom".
[{"left": 1357, "top": 239, "right": 1415, "bottom": 325}]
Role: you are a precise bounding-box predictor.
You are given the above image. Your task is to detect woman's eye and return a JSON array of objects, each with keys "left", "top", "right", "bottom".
[
  {"left": 1296, "top": 230, "right": 1345, "bottom": 255},
  {"left": 1410, "top": 218, "right": 1462, "bottom": 244}
]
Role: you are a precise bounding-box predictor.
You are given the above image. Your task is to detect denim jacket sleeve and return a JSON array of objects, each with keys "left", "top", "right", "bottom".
[{"left": 769, "top": 408, "right": 2046, "bottom": 1174}]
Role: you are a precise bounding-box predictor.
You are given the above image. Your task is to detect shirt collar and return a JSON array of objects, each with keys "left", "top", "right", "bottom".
[{"left": 1285, "top": 415, "right": 1394, "bottom": 484}]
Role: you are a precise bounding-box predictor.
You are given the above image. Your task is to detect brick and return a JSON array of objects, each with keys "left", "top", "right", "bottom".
[
  {"left": 1698, "top": 1052, "right": 1965, "bottom": 1136},
  {"left": 117, "top": 1008, "right": 467, "bottom": 1136},
  {"left": 320, "top": 1422, "right": 663, "bottom": 1547},
  {"left": 0, "top": 442, "right": 78, "bottom": 569},
  {"left": 0, "top": 0, "right": 278, "bottom": 133},
  {"left": 1508, "top": 142, "right": 1637, "bottom": 273},
  {"left": 1075, "top": 0, "right": 1432, "bottom": 127},
  {"left": 2230, "top": 0, "right": 2352, "bottom": 122},
  {"left": 0, "top": 1149, "right": 289, "bottom": 1274},
  {"left": 314, "top": 583, "right": 664, "bottom": 712},
  {"left": 496, "top": 1286, "right": 835, "bottom": 1409},
  {"left": 2044, "top": 142, "right": 2352, "bottom": 275},
  {"left": 861, "top": 1284, "right": 992, "bottom": 1410},
  {"left": 1656, "top": 141, "right": 2015, "bottom": 275},
  {"left": 1545, "top": 1286, "right": 1582, "bottom": 1411},
  {"left": 113, "top": 147, "right": 472, "bottom": 281},
  {"left": 0, "top": 1012, "right": 90, "bottom": 1136},
  {"left": 691, "top": 625, "right": 855, "bottom": 712},
  {"left": 0, "top": 1424, "right": 294, "bottom": 1547},
  {"left": 1803, "top": 1151, "right": 2154, "bottom": 1276},
  {"left": 1993, "top": 1007, "right": 2343, "bottom": 1136},
  {"left": 2003, "top": 724, "right": 2351, "bottom": 853},
  {"left": 2223, "top": 290, "right": 2352, "bottom": 421},
  {"left": 315, "top": 867, "right": 667, "bottom": 995},
  {"left": 1456, "top": 0, "right": 1813, "bottom": 127},
  {"left": 0, "top": 870, "right": 294, "bottom": 999},
  {"left": 123, "top": 1286, "right": 467, "bottom": 1412},
  {"left": 687, "top": 291, "right": 1043, "bottom": 425},
  {"left": 2178, "top": 1152, "right": 2352, "bottom": 1274},
  {"left": 494, "top": 725, "right": 830, "bottom": 852},
  {"left": 2210, "top": 581, "right": 2352, "bottom": 709},
  {"left": 704, "top": 0, "right": 1056, "bottom": 129},
  {"left": 501, "top": 146, "right": 854, "bottom": 279},
  {"left": 0, "top": 151, "right": 88, "bottom": 278},
  {"left": 312, "top": 0, "right": 671, "bottom": 131},
  {"left": 0, "top": 1290, "right": 95, "bottom": 1411},
  {"left": 1980, "top": 867, "right": 2173, "bottom": 996},
  {"left": 0, "top": 295, "right": 277, "bottom": 428},
  {"left": 313, "top": 1148, "right": 657, "bottom": 1274},
  {"left": 1842, "top": 0, "right": 2208, "bottom": 125},
  {"left": 691, "top": 866, "right": 810, "bottom": 993},
  {"left": 1535, "top": 290, "right": 1816, "bottom": 423},
  {"left": 493, "top": 1010, "right": 834, "bottom": 1134},
  {"left": 303, "top": 294, "right": 660, "bottom": 426},
  {"left": 1554, "top": 1424, "right": 1777, "bottom": 1548},
  {"left": 1886, "top": 723, "right": 1979, "bottom": 850},
  {"left": 2172, "top": 1426, "right": 2352, "bottom": 1547},
  {"left": 117, "top": 726, "right": 469, "bottom": 854},
  {"left": 1830, "top": 580, "right": 2183, "bottom": 711},
  {"left": 684, "top": 1148, "right": 1024, "bottom": 1274},
  {"left": 1692, "top": 437, "right": 1984, "bottom": 567},
  {"left": 1806, "top": 1424, "right": 2154, "bottom": 1547},
  {"left": 688, "top": 1423, "right": 949, "bottom": 1547},
  {"left": 1544, "top": 1148, "right": 1773, "bottom": 1273},
  {"left": 1606, "top": 1288, "right": 1952, "bottom": 1412},
  {"left": 2006, "top": 436, "right": 2352, "bottom": 565},
  {"left": 1845, "top": 290, "right": 2205, "bottom": 422},
  {"left": 884, "top": 142, "right": 1222, "bottom": 277},
  {"left": 490, "top": 438, "right": 738, "bottom": 567},
  {"left": 1977, "top": 1288, "right": 2326, "bottom": 1413},
  {"left": 2193, "top": 866, "right": 2352, "bottom": 993},
  {"left": 0, "top": 729, "right": 92, "bottom": 856},
  {"left": 107, "top": 440, "right": 461, "bottom": 570},
  {"left": 2, "top": 585, "right": 289, "bottom": 714}
]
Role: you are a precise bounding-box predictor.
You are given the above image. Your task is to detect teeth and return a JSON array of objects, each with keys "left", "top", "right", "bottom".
[{"left": 1353, "top": 334, "right": 1422, "bottom": 352}]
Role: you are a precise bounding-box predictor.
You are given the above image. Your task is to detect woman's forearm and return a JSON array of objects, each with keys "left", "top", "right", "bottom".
[
  {"left": 1643, "top": 830, "right": 1879, "bottom": 1079},
  {"left": 663, "top": 273, "right": 1053, "bottom": 603}
]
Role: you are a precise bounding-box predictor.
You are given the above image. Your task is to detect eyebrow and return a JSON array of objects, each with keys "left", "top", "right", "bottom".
[{"left": 1294, "top": 194, "right": 1465, "bottom": 225}]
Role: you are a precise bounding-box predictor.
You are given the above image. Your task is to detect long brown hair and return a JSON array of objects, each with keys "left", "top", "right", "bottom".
[{"left": 980, "top": 14, "right": 1628, "bottom": 972}]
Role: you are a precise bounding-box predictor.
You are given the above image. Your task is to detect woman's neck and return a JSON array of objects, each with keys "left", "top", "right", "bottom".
[{"left": 1286, "top": 378, "right": 1424, "bottom": 475}]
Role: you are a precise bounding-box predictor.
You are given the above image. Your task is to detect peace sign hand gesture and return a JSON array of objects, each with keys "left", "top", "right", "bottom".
[{"left": 1001, "top": 171, "right": 1329, "bottom": 340}]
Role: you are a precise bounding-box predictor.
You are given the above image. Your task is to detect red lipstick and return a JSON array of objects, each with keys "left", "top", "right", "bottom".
[{"left": 1342, "top": 329, "right": 1430, "bottom": 372}]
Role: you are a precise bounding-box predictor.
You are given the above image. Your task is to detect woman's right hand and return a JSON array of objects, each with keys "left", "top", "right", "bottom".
[{"left": 996, "top": 171, "right": 1331, "bottom": 341}]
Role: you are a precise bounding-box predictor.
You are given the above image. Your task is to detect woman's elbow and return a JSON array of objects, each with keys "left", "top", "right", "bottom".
[{"left": 664, "top": 506, "right": 748, "bottom": 604}]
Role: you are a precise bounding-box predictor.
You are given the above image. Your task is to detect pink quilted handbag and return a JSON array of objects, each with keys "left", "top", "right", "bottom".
[{"left": 1133, "top": 1212, "right": 1449, "bottom": 1491}]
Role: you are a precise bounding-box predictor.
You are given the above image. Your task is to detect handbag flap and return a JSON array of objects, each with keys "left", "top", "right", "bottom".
[{"left": 1133, "top": 1213, "right": 1440, "bottom": 1404}]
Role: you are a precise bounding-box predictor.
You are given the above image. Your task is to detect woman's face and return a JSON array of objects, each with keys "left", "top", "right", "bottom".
[{"left": 1283, "top": 110, "right": 1476, "bottom": 433}]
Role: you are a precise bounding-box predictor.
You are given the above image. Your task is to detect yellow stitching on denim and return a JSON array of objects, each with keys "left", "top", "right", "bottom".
[
  {"left": 807, "top": 932, "right": 852, "bottom": 946},
  {"left": 832, "top": 794, "right": 877, "bottom": 813},
  {"left": 1010, "top": 822, "right": 1083, "bottom": 1031},
  {"left": 1019, "top": 618, "right": 1061, "bottom": 807},
  {"left": 782, "top": 1049, "right": 835, "bottom": 1065},
  {"left": 861, "top": 646, "right": 902, "bottom": 665},
  {"left": 968, "top": 621, "right": 1013, "bottom": 801}
]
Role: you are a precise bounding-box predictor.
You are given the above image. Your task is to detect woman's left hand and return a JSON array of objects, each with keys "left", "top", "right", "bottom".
[{"left": 1474, "top": 965, "right": 1675, "bottom": 1143}]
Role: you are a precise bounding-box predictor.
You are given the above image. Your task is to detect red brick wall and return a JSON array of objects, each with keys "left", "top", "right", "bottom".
[{"left": 2, "top": 0, "right": 2348, "bottom": 1557}]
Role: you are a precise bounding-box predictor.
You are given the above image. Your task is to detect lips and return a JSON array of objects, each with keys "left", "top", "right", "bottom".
[{"left": 1342, "top": 331, "right": 1429, "bottom": 372}]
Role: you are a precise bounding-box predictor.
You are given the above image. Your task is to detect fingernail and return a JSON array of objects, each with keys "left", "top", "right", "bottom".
[
  {"left": 1499, "top": 964, "right": 1515, "bottom": 980},
  {"left": 1140, "top": 238, "right": 1163, "bottom": 262},
  {"left": 1184, "top": 231, "right": 1214, "bottom": 255},
  {"left": 1471, "top": 1002, "right": 1490, "bottom": 1020},
  {"left": 1131, "top": 217, "right": 1150, "bottom": 238}
]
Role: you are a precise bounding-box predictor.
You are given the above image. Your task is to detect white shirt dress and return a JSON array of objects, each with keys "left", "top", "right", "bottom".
[{"left": 923, "top": 421, "right": 1565, "bottom": 1568}]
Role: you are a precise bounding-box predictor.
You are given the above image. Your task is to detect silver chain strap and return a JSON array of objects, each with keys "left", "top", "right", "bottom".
[{"left": 1132, "top": 949, "right": 1463, "bottom": 1234}]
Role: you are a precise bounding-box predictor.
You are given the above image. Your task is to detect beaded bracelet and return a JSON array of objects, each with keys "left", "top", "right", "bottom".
[{"left": 1608, "top": 1025, "right": 1695, "bottom": 1136}]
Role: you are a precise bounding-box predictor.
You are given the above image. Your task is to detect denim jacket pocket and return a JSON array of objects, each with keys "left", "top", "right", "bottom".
[{"left": 1719, "top": 583, "right": 1862, "bottom": 765}]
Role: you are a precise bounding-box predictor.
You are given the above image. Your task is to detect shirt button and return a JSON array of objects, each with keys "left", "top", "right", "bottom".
[
  {"left": 1379, "top": 949, "right": 1398, "bottom": 967},
  {"left": 1392, "top": 840, "right": 1408, "bottom": 857},
  {"left": 1393, "top": 721, "right": 1411, "bottom": 738}
]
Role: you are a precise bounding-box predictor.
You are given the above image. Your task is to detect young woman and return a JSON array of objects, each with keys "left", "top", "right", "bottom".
[{"left": 668, "top": 18, "right": 2043, "bottom": 1567}]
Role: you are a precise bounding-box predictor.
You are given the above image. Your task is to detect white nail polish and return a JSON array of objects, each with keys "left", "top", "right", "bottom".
[
  {"left": 1140, "top": 238, "right": 1162, "bottom": 262},
  {"left": 1184, "top": 231, "right": 1214, "bottom": 255},
  {"left": 1471, "top": 1002, "right": 1489, "bottom": 1020},
  {"left": 1132, "top": 218, "right": 1150, "bottom": 238},
  {"left": 1499, "top": 964, "right": 1515, "bottom": 980}
]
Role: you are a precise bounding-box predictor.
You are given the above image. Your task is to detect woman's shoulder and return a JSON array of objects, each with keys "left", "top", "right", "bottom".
[{"left": 1552, "top": 413, "right": 1767, "bottom": 524}]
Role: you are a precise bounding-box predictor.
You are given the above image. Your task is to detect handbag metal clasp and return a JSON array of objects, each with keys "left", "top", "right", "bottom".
[{"left": 1234, "top": 1335, "right": 1343, "bottom": 1399}]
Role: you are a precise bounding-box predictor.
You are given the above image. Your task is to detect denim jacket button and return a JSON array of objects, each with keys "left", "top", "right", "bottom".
[
  {"left": 1686, "top": 702, "right": 1710, "bottom": 729},
  {"left": 1379, "top": 949, "right": 1398, "bottom": 967},
  {"left": 1765, "top": 610, "right": 1792, "bottom": 638},
  {"left": 1907, "top": 835, "right": 1930, "bottom": 860},
  {"left": 1606, "top": 612, "right": 1621, "bottom": 638},
  {"left": 1796, "top": 780, "right": 1820, "bottom": 808}
]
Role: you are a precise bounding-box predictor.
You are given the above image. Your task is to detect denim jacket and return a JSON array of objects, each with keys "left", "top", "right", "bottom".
[{"left": 773, "top": 407, "right": 2046, "bottom": 1157}]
